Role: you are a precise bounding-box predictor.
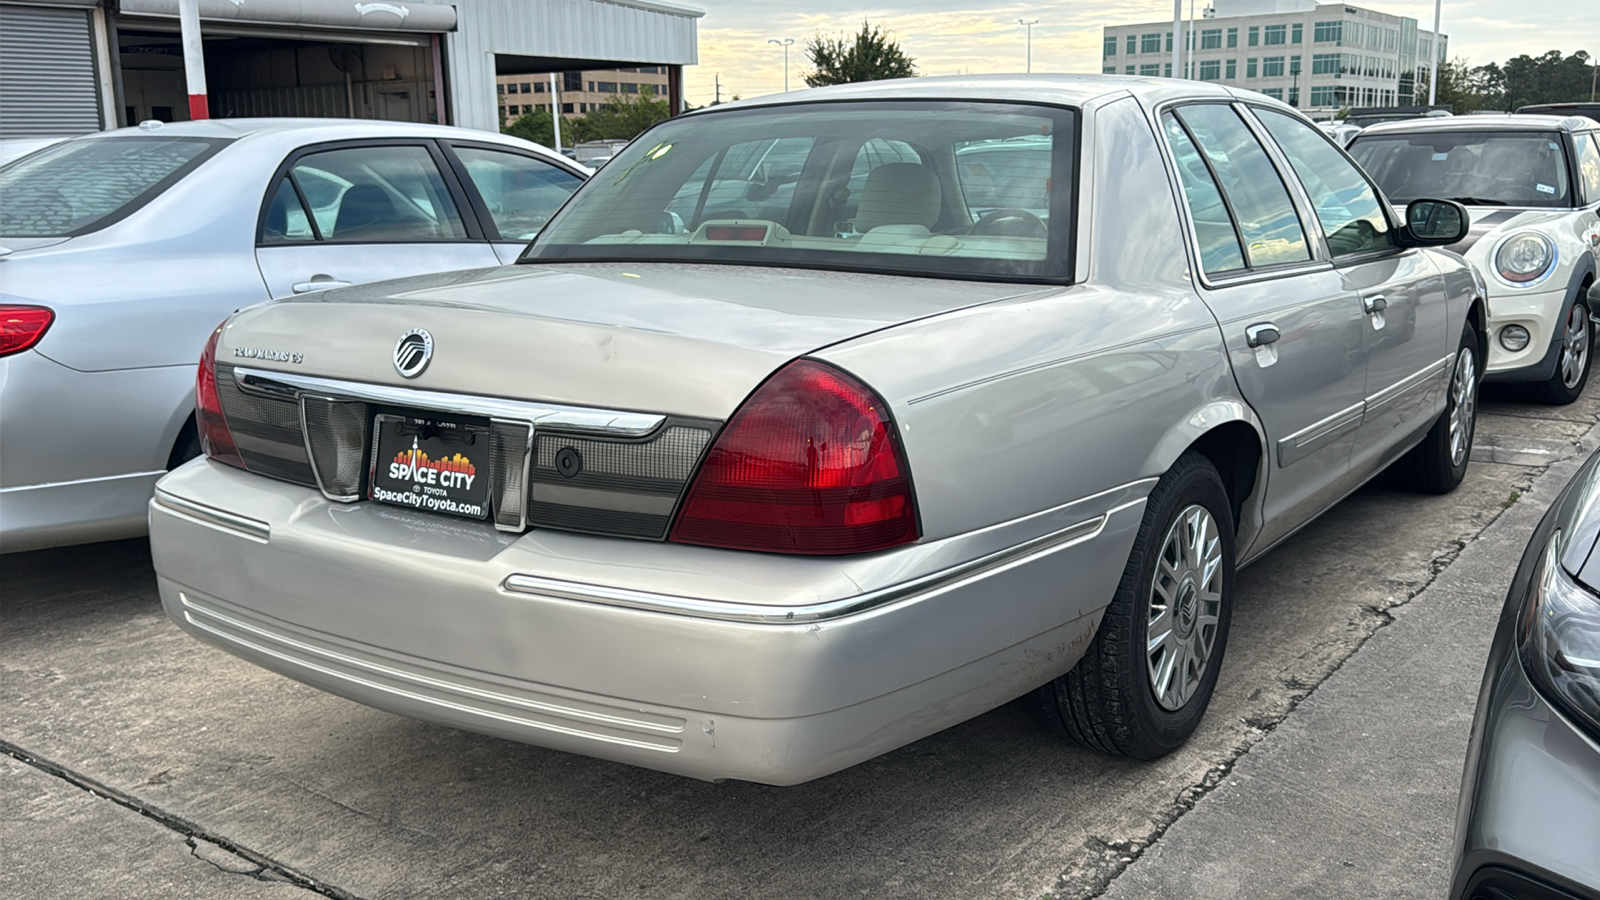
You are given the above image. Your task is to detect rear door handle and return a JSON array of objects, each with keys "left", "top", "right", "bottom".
[
  {"left": 1363, "top": 294, "right": 1388, "bottom": 314},
  {"left": 292, "top": 276, "right": 354, "bottom": 294},
  {"left": 1246, "top": 323, "right": 1280, "bottom": 347}
]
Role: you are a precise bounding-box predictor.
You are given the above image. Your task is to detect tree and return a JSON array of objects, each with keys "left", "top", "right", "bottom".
[
  {"left": 803, "top": 21, "right": 916, "bottom": 87},
  {"left": 583, "top": 89, "right": 672, "bottom": 141},
  {"left": 502, "top": 109, "right": 563, "bottom": 146},
  {"left": 1416, "top": 57, "right": 1483, "bottom": 113}
]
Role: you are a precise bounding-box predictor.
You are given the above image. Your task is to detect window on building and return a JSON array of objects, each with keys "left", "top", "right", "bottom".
[
  {"left": 506, "top": 105, "right": 518, "bottom": 116},
  {"left": 596, "top": 82, "right": 617, "bottom": 93},
  {"left": 1263, "top": 56, "right": 1285, "bottom": 77},
  {"left": 1225, "top": 59, "right": 1237, "bottom": 79},
  {"left": 622, "top": 83, "right": 639, "bottom": 94},
  {"left": 520, "top": 82, "right": 532, "bottom": 93},
  {"left": 1288, "top": 88, "right": 1299, "bottom": 107},
  {"left": 561, "top": 103, "right": 574, "bottom": 114},
  {"left": 1314, "top": 21, "right": 1341, "bottom": 43},
  {"left": 1141, "top": 33, "right": 1161, "bottom": 53},
  {"left": 534, "top": 83, "right": 546, "bottom": 93},
  {"left": 1248, "top": 26, "right": 1259, "bottom": 46},
  {"left": 1199, "top": 60, "right": 1221, "bottom": 80},
  {"left": 1312, "top": 53, "right": 1339, "bottom": 74},
  {"left": 1201, "top": 29, "right": 1222, "bottom": 50},
  {"left": 563, "top": 72, "right": 582, "bottom": 92},
  {"left": 1263, "top": 88, "right": 1284, "bottom": 100},
  {"left": 497, "top": 84, "right": 506, "bottom": 95},
  {"left": 1126, "top": 65, "right": 1135, "bottom": 74},
  {"left": 1227, "top": 27, "right": 1238, "bottom": 48},
  {"left": 1140, "top": 63, "right": 1161, "bottom": 76},
  {"left": 1247, "top": 58, "right": 1258, "bottom": 78},
  {"left": 1165, "top": 32, "right": 1174, "bottom": 52},
  {"left": 1104, "top": 65, "right": 1117, "bottom": 74},
  {"left": 1127, "top": 34, "right": 1138, "bottom": 54},
  {"left": 588, "top": 82, "right": 595, "bottom": 91},
  {"left": 1310, "top": 85, "right": 1336, "bottom": 105},
  {"left": 1164, "top": 62, "right": 1173, "bottom": 77},
  {"left": 1104, "top": 35, "right": 1117, "bottom": 57},
  {"left": 1264, "top": 25, "right": 1286, "bottom": 45},
  {"left": 1292, "top": 23, "right": 1303, "bottom": 44}
]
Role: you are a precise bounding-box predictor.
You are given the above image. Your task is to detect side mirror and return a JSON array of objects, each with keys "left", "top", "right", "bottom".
[{"left": 1400, "top": 198, "right": 1470, "bottom": 247}]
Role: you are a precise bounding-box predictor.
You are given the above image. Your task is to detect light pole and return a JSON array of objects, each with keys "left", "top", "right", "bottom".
[
  {"left": 1428, "top": 0, "right": 1442, "bottom": 105},
  {"left": 1017, "top": 19, "right": 1039, "bottom": 73},
  {"left": 768, "top": 38, "right": 794, "bottom": 93}
]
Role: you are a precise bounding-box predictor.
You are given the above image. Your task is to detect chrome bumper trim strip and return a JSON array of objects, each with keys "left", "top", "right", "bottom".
[
  {"left": 152, "top": 491, "right": 271, "bottom": 543},
  {"left": 1363, "top": 355, "right": 1453, "bottom": 413},
  {"left": 1278, "top": 401, "right": 1364, "bottom": 468},
  {"left": 504, "top": 512, "right": 1115, "bottom": 624}
]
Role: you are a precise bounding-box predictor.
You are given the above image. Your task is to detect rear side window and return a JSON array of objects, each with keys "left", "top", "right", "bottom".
[
  {"left": 453, "top": 146, "right": 584, "bottom": 241},
  {"left": 280, "top": 145, "right": 468, "bottom": 243},
  {"left": 1574, "top": 133, "right": 1600, "bottom": 205},
  {"left": 0, "top": 136, "right": 228, "bottom": 237},
  {"left": 1254, "top": 108, "right": 1392, "bottom": 257},
  {"left": 1161, "top": 113, "right": 1246, "bottom": 275},
  {"left": 1171, "top": 104, "right": 1311, "bottom": 268}
]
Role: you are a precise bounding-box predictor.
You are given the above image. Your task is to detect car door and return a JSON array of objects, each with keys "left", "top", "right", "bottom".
[
  {"left": 254, "top": 140, "right": 501, "bottom": 298},
  {"left": 1251, "top": 106, "right": 1450, "bottom": 478},
  {"left": 442, "top": 142, "right": 587, "bottom": 264},
  {"left": 1160, "top": 104, "right": 1370, "bottom": 554}
]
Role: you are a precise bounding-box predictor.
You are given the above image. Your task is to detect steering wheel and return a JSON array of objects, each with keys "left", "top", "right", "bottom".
[{"left": 970, "top": 207, "right": 1048, "bottom": 238}]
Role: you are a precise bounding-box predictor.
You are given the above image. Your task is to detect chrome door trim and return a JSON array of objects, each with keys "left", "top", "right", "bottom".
[
  {"left": 1277, "top": 401, "right": 1364, "bottom": 468},
  {"left": 502, "top": 509, "right": 1125, "bottom": 624},
  {"left": 152, "top": 491, "right": 271, "bottom": 543},
  {"left": 1364, "top": 355, "right": 1453, "bottom": 414},
  {"left": 232, "top": 367, "right": 666, "bottom": 436}
]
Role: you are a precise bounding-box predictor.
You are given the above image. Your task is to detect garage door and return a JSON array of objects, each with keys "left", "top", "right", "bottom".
[{"left": 0, "top": 3, "right": 103, "bottom": 136}]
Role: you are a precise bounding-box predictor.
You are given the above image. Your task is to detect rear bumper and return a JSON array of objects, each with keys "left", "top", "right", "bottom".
[{"left": 150, "top": 460, "right": 1147, "bottom": 784}]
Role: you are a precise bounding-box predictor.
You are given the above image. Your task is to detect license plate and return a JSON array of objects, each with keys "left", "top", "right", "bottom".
[{"left": 368, "top": 413, "right": 491, "bottom": 520}]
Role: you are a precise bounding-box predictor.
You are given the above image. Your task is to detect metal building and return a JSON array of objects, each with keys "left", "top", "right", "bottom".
[{"left": 0, "top": 0, "right": 701, "bottom": 137}]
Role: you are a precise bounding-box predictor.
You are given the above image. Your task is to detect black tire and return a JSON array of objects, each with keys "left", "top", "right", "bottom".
[
  {"left": 1531, "top": 288, "right": 1592, "bottom": 406},
  {"left": 165, "top": 417, "right": 202, "bottom": 471},
  {"left": 1397, "top": 324, "right": 1480, "bottom": 494},
  {"left": 1039, "top": 451, "right": 1235, "bottom": 759}
]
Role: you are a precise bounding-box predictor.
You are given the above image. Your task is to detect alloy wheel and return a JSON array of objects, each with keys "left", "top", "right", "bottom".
[
  {"left": 1147, "top": 504, "right": 1224, "bottom": 711},
  {"left": 1560, "top": 303, "right": 1590, "bottom": 391},
  {"left": 1448, "top": 345, "right": 1477, "bottom": 468}
]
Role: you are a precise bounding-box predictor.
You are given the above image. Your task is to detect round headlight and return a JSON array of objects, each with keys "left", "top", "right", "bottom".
[
  {"left": 1495, "top": 232, "right": 1556, "bottom": 285},
  {"left": 1499, "top": 324, "right": 1531, "bottom": 351}
]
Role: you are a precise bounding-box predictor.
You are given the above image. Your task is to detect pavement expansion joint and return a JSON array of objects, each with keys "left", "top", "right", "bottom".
[
  {"left": 1052, "top": 422, "right": 1599, "bottom": 900},
  {"left": 0, "top": 738, "right": 362, "bottom": 900}
]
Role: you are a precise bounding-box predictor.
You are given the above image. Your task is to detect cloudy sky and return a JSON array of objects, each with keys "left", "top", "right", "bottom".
[{"left": 680, "top": 0, "right": 1593, "bottom": 106}]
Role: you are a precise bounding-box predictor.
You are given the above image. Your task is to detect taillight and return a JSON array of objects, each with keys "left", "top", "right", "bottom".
[
  {"left": 196, "top": 322, "right": 246, "bottom": 470},
  {"left": 670, "top": 359, "right": 918, "bottom": 555},
  {"left": 0, "top": 305, "right": 54, "bottom": 357}
]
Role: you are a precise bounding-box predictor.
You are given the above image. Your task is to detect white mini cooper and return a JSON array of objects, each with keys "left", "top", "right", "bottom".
[{"left": 1351, "top": 115, "right": 1600, "bottom": 402}]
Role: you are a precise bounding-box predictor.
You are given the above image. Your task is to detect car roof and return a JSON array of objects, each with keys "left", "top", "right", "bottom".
[
  {"left": 687, "top": 73, "right": 1274, "bottom": 116},
  {"left": 1358, "top": 113, "right": 1596, "bottom": 136},
  {"left": 63, "top": 118, "right": 573, "bottom": 163}
]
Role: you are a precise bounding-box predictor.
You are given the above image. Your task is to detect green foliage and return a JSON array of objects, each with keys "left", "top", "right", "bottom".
[
  {"left": 803, "top": 21, "right": 916, "bottom": 87},
  {"left": 1418, "top": 49, "right": 1594, "bottom": 113},
  {"left": 501, "top": 89, "right": 670, "bottom": 148}
]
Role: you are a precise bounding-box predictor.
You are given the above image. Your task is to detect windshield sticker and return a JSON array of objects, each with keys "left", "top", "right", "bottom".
[
  {"left": 1432, "top": 152, "right": 1449, "bottom": 161},
  {"left": 1537, "top": 183, "right": 1557, "bottom": 194}
]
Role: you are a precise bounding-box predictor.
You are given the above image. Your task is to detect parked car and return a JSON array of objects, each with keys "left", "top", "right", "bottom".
[
  {"left": 1517, "top": 102, "right": 1600, "bottom": 125},
  {"left": 1349, "top": 115, "right": 1600, "bottom": 403},
  {"left": 1317, "top": 121, "right": 1363, "bottom": 147},
  {"left": 1449, "top": 347, "right": 1600, "bottom": 900},
  {"left": 0, "top": 119, "right": 588, "bottom": 553},
  {"left": 149, "top": 76, "right": 1486, "bottom": 785}
]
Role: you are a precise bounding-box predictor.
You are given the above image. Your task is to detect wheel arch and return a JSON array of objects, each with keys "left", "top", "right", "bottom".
[{"left": 1146, "top": 402, "right": 1267, "bottom": 545}]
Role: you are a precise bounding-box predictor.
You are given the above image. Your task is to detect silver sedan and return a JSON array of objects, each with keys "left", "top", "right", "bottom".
[
  {"left": 150, "top": 76, "right": 1486, "bottom": 785},
  {"left": 0, "top": 119, "right": 587, "bottom": 552}
]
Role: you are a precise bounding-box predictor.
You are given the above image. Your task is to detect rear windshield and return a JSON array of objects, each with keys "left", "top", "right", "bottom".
[
  {"left": 523, "top": 100, "right": 1078, "bottom": 282},
  {"left": 1349, "top": 131, "right": 1572, "bottom": 207},
  {"left": 0, "top": 136, "right": 229, "bottom": 237}
]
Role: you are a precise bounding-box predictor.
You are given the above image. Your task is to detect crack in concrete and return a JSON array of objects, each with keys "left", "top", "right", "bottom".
[
  {"left": 1047, "top": 460, "right": 1554, "bottom": 900},
  {"left": 0, "top": 739, "right": 361, "bottom": 899}
]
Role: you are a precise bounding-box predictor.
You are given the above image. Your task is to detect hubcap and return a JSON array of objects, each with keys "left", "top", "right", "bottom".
[
  {"left": 1147, "top": 504, "right": 1224, "bottom": 712},
  {"left": 1448, "top": 345, "right": 1477, "bottom": 468},
  {"left": 1560, "top": 303, "right": 1590, "bottom": 390}
]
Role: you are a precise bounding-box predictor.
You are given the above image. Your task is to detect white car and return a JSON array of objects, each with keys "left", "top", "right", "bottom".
[
  {"left": 1350, "top": 115, "right": 1600, "bottom": 402},
  {"left": 0, "top": 119, "right": 588, "bottom": 553}
]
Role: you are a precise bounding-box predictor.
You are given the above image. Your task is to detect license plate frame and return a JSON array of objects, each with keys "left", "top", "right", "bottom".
[{"left": 368, "top": 412, "right": 492, "bottom": 521}]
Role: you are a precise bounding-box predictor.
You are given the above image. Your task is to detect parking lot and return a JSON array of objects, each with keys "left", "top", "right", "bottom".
[{"left": 3, "top": 381, "right": 1595, "bottom": 900}]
